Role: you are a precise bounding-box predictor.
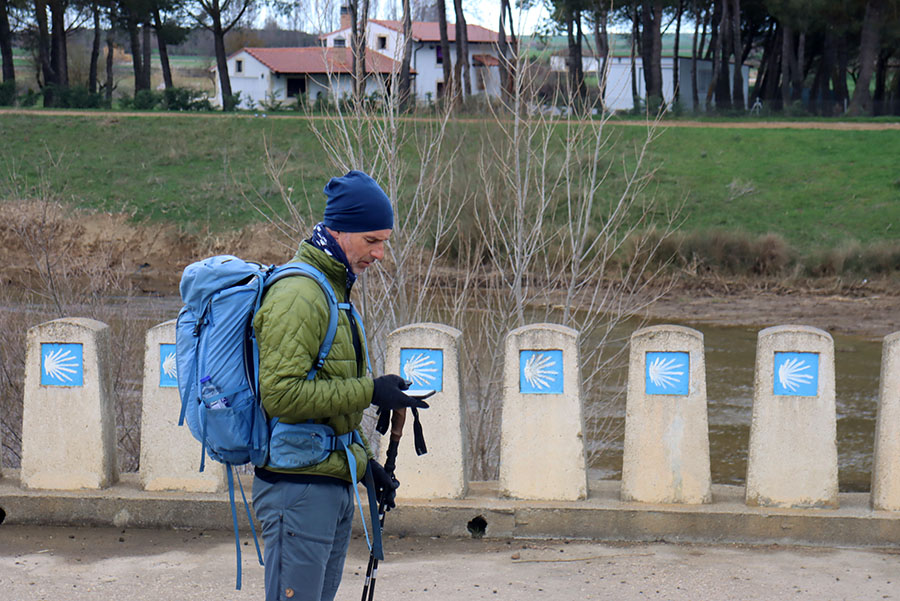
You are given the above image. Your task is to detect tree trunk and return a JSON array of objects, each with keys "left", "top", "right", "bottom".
[
  {"left": 399, "top": 0, "right": 413, "bottom": 109},
  {"left": 348, "top": 0, "right": 361, "bottom": 101},
  {"left": 792, "top": 32, "right": 805, "bottom": 102},
  {"left": 673, "top": 0, "right": 683, "bottom": 103},
  {"left": 691, "top": 4, "right": 709, "bottom": 111},
  {"left": 714, "top": 0, "right": 732, "bottom": 109},
  {"left": 154, "top": 9, "right": 174, "bottom": 90},
  {"left": 641, "top": 0, "right": 663, "bottom": 109},
  {"left": 819, "top": 28, "right": 838, "bottom": 116},
  {"left": 847, "top": 0, "right": 884, "bottom": 116},
  {"left": 141, "top": 22, "right": 152, "bottom": 90},
  {"left": 436, "top": 0, "right": 451, "bottom": 100},
  {"left": 498, "top": 0, "right": 510, "bottom": 101},
  {"left": 698, "top": 4, "right": 709, "bottom": 59},
  {"left": 128, "top": 16, "right": 145, "bottom": 94},
  {"left": 631, "top": 6, "right": 639, "bottom": 111},
  {"left": 593, "top": 9, "right": 609, "bottom": 111},
  {"left": 452, "top": 0, "right": 470, "bottom": 100},
  {"left": 705, "top": 0, "right": 719, "bottom": 61},
  {"left": 566, "top": 11, "right": 585, "bottom": 104},
  {"left": 705, "top": 0, "right": 721, "bottom": 108},
  {"left": 105, "top": 23, "right": 114, "bottom": 104},
  {"left": 730, "top": 0, "right": 743, "bottom": 109},
  {"left": 35, "top": 0, "right": 56, "bottom": 105},
  {"left": 0, "top": 0, "right": 14, "bottom": 83},
  {"left": 212, "top": 16, "right": 233, "bottom": 110},
  {"left": 89, "top": 4, "right": 101, "bottom": 94},
  {"left": 872, "top": 49, "right": 890, "bottom": 116},
  {"left": 780, "top": 23, "right": 793, "bottom": 110},
  {"left": 358, "top": 0, "right": 369, "bottom": 101},
  {"left": 833, "top": 32, "right": 850, "bottom": 112},
  {"left": 808, "top": 52, "right": 825, "bottom": 115},
  {"left": 49, "top": 0, "right": 68, "bottom": 88},
  {"left": 893, "top": 60, "right": 900, "bottom": 115}
]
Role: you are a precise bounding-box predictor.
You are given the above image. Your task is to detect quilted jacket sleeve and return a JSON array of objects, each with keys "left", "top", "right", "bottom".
[{"left": 254, "top": 275, "right": 374, "bottom": 427}]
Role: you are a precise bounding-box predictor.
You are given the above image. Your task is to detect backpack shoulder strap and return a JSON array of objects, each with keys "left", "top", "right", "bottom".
[{"left": 264, "top": 263, "right": 340, "bottom": 380}]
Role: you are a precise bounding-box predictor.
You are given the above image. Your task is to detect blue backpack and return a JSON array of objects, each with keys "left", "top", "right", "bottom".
[{"left": 174, "top": 254, "right": 381, "bottom": 589}]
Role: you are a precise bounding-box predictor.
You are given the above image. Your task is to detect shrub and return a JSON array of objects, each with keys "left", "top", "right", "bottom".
[
  {"left": 162, "top": 87, "right": 213, "bottom": 111},
  {"left": 133, "top": 89, "right": 163, "bottom": 110},
  {"left": 57, "top": 85, "right": 103, "bottom": 109},
  {"left": 0, "top": 80, "right": 15, "bottom": 106},
  {"left": 257, "top": 91, "right": 286, "bottom": 112},
  {"left": 18, "top": 88, "right": 41, "bottom": 107}
]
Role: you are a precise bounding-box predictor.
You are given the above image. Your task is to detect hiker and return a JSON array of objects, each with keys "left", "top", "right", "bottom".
[{"left": 251, "top": 170, "right": 428, "bottom": 601}]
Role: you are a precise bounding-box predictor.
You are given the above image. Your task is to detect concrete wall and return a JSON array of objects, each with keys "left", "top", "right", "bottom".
[
  {"left": 4, "top": 319, "right": 900, "bottom": 541},
  {"left": 21, "top": 318, "right": 118, "bottom": 490},
  {"left": 499, "top": 323, "right": 587, "bottom": 501},
  {"left": 872, "top": 332, "right": 900, "bottom": 510},
  {"left": 139, "top": 320, "right": 225, "bottom": 493},
  {"left": 746, "top": 326, "right": 838, "bottom": 508},
  {"left": 622, "top": 325, "right": 711, "bottom": 504}
]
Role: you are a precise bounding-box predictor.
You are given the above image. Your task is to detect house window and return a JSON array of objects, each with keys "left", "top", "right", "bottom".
[
  {"left": 235, "top": 59, "right": 243, "bottom": 74},
  {"left": 436, "top": 46, "right": 443, "bottom": 64},
  {"left": 334, "top": 37, "right": 346, "bottom": 48},
  {"left": 436, "top": 81, "right": 444, "bottom": 98},
  {"left": 377, "top": 35, "right": 387, "bottom": 50}
]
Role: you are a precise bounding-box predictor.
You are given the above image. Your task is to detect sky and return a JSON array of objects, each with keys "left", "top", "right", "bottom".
[
  {"left": 461, "top": 0, "right": 550, "bottom": 34},
  {"left": 261, "top": 0, "right": 553, "bottom": 36}
]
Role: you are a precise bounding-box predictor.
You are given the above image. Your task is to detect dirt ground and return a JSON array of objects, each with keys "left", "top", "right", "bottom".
[
  {"left": 2, "top": 525, "right": 899, "bottom": 601},
  {"left": 1, "top": 203, "right": 898, "bottom": 341}
]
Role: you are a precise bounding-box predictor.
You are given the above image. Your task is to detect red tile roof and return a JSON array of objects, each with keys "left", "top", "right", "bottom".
[
  {"left": 330, "top": 20, "right": 498, "bottom": 43},
  {"left": 242, "top": 47, "right": 407, "bottom": 75}
]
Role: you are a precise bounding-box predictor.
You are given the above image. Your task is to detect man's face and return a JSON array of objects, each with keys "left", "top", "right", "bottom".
[{"left": 332, "top": 229, "right": 392, "bottom": 274}]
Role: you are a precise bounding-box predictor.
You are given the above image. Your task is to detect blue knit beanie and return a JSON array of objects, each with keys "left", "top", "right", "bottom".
[{"left": 322, "top": 170, "right": 394, "bottom": 232}]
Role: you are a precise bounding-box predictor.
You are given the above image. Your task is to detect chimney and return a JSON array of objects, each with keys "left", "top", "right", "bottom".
[{"left": 340, "top": 4, "right": 351, "bottom": 30}]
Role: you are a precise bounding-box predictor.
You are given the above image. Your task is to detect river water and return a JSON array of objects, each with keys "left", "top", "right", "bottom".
[{"left": 590, "top": 322, "right": 881, "bottom": 492}]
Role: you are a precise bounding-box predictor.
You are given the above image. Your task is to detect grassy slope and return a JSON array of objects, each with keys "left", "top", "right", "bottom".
[
  {"left": 2, "top": 112, "right": 899, "bottom": 252},
  {"left": 647, "top": 126, "right": 900, "bottom": 248}
]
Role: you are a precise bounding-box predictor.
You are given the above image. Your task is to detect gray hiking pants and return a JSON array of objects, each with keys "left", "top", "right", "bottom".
[{"left": 252, "top": 476, "right": 355, "bottom": 601}]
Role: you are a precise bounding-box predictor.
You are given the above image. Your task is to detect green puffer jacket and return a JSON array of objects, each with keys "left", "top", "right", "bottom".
[{"left": 253, "top": 241, "right": 375, "bottom": 482}]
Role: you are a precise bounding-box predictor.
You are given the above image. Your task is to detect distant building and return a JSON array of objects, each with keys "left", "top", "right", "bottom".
[
  {"left": 549, "top": 55, "right": 751, "bottom": 112},
  {"left": 319, "top": 10, "right": 502, "bottom": 103},
  {"left": 212, "top": 47, "right": 407, "bottom": 109},
  {"left": 211, "top": 6, "right": 503, "bottom": 108}
]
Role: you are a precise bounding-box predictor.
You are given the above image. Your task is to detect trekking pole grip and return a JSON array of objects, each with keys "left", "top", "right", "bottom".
[{"left": 384, "top": 408, "right": 406, "bottom": 475}]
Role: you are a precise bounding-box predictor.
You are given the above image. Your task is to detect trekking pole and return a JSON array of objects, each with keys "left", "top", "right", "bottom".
[{"left": 361, "top": 408, "right": 406, "bottom": 601}]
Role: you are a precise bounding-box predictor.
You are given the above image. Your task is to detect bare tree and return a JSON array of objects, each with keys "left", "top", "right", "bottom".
[
  {"left": 451, "top": 0, "right": 469, "bottom": 101},
  {"left": 398, "top": 0, "right": 413, "bottom": 109},
  {"left": 436, "top": 0, "right": 451, "bottom": 101},
  {"left": 464, "top": 42, "right": 676, "bottom": 478},
  {"left": 188, "top": 0, "right": 256, "bottom": 110}
]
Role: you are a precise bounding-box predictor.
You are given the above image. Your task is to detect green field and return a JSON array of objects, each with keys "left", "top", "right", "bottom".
[{"left": 1, "top": 112, "right": 898, "bottom": 258}]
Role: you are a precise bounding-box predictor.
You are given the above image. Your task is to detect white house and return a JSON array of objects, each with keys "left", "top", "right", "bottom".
[
  {"left": 212, "top": 46, "right": 408, "bottom": 109},
  {"left": 550, "top": 55, "right": 751, "bottom": 112},
  {"left": 319, "top": 14, "right": 502, "bottom": 103}
]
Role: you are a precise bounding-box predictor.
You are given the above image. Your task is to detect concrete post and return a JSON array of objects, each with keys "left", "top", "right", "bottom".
[
  {"left": 872, "top": 331, "right": 900, "bottom": 511},
  {"left": 746, "top": 325, "right": 838, "bottom": 508},
  {"left": 622, "top": 325, "right": 712, "bottom": 504},
  {"left": 382, "top": 323, "right": 467, "bottom": 499},
  {"left": 499, "top": 323, "right": 586, "bottom": 501},
  {"left": 139, "top": 320, "right": 225, "bottom": 492},
  {"left": 21, "top": 318, "right": 118, "bottom": 490}
]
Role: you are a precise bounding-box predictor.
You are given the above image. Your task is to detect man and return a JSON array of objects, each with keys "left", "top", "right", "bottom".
[{"left": 252, "top": 170, "right": 427, "bottom": 601}]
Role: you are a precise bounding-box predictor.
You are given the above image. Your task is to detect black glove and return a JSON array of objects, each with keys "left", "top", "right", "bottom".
[
  {"left": 372, "top": 375, "right": 430, "bottom": 411},
  {"left": 368, "top": 459, "right": 399, "bottom": 510}
]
